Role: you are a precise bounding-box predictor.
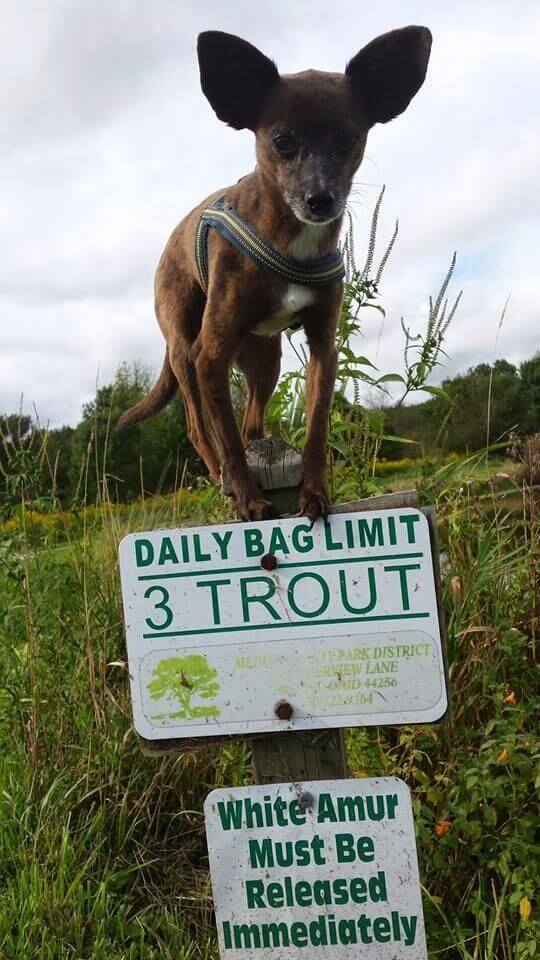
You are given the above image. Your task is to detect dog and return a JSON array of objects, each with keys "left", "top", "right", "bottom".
[{"left": 117, "top": 27, "right": 432, "bottom": 521}]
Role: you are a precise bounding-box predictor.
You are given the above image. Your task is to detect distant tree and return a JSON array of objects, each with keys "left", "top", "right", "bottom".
[
  {"left": 69, "top": 362, "right": 199, "bottom": 503},
  {"left": 0, "top": 413, "right": 44, "bottom": 511},
  {"left": 378, "top": 406, "right": 423, "bottom": 460},
  {"left": 1, "top": 414, "right": 33, "bottom": 446},
  {"left": 519, "top": 353, "right": 540, "bottom": 436},
  {"left": 433, "top": 361, "right": 523, "bottom": 450},
  {"left": 383, "top": 354, "right": 539, "bottom": 455},
  {"left": 42, "top": 425, "right": 74, "bottom": 504}
]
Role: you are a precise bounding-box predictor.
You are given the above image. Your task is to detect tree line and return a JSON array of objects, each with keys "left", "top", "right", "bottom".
[
  {"left": 383, "top": 354, "right": 539, "bottom": 458},
  {"left": 1, "top": 353, "right": 538, "bottom": 516}
]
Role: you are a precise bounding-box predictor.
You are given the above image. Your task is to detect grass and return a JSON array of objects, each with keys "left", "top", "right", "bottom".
[{"left": 0, "top": 458, "right": 538, "bottom": 958}]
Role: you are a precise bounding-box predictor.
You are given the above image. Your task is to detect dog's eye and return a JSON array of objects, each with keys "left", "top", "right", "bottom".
[{"left": 273, "top": 133, "right": 298, "bottom": 158}]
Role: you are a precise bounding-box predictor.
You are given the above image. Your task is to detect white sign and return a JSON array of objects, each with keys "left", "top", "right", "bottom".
[
  {"left": 119, "top": 509, "right": 447, "bottom": 739},
  {"left": 205, "top": 777, "right": 427, "bottom": 959}
]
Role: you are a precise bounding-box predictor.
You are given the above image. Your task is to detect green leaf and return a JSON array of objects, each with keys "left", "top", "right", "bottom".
[
  {"left": 379, "top": 434, "right": 419, "bottom": 445},
  {"left": 330, "top": 421, "right": 354, "bottom": 435},
  {"left": 339, "top": 349, "right": 378, "bottom": 369},
  {"left": 338, "top": 367, "right": 377, "bottom": 383},
  {"left": 329, "top": 438, "right": 353, "bottom": 457},
  {"left": 420, "top": 385, "right": 454, "bottom": 402},
  {"left": 354, "top": 356, "right": 379, "bottom": 368},
  {"left": 376, "top": 373, "right": 406, "bottom": 385}
]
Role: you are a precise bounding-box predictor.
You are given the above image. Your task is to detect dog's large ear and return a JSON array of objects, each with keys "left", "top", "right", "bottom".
[
  {"left": 197, "top": 31, "right": 279, "bottom": 131},
  {"left": 346, "top": 26, "right": 432, "bottom": 125}
]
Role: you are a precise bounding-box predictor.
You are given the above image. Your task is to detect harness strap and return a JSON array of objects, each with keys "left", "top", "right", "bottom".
[{"left": 195, "top": 197, "right": 345, "bottom": 295}]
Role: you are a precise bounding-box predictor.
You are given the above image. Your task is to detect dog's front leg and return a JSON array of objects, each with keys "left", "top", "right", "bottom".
[
  {"left": 194, "top": 307, "right": 272, "bottom": 521},
  {"left": 300, "top": 308, "right": 339, "bottom": 522}
]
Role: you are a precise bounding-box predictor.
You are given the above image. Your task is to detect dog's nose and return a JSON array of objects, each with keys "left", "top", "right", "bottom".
[{"left": 305, "top": 192, "right": 335, "bottom": 217}]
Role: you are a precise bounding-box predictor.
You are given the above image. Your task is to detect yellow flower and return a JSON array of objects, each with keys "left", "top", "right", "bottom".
[
  {"left": 497, "top": 747, "right": 510, "bottom": 763},
  {"left": 519, "top": 896, "right": 532, "bottom": 921},
  {"left": 354, "top": 770, "right": 368, "bottom": 778},
  {"left": 435, "top": 820, "right": 451, "bottom": 838},
  {"left": 503, "top": 691, "right": 516, "bottom": 704}
]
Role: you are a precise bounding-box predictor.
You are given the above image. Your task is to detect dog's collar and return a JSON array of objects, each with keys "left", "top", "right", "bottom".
[{"left": 195, "top": 197, "right": 345, "bottom": 295}]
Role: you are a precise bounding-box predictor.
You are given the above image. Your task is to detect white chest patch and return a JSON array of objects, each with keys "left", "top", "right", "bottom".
[
  {"left": 253, "top": 224, "right": 324, "bottom": 337},
  {"left": 253, "top": 284, "right": 315, "bottom": 337}
]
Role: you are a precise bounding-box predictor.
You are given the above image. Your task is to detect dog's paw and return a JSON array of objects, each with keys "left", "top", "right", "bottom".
[
  {"left": 299, "top": 483, "right": 331, "bottom": 524},
  {"left": 236, "top": 495, "right": 274, "bottom": 521}
]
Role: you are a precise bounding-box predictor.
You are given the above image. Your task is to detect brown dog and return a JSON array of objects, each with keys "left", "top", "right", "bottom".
[{"left": 117, "top": 28, "right": 432, "bottom": 521}]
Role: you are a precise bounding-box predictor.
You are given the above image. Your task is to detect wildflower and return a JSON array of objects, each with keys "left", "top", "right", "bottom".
[
  {"left": 519, "top": 896, "right": 532, "bottom": 921},
  {"left": 496, "top": 747, "right": 510, "bottom": 763},
  {"left": 503, "top": 691, "right": 516, "bottom": 705},
  {"left": 435, "top": 820, "right": 451, "bottom": 838},
  {"left": 354, "top": 769, "right": 368, "bottom": 778}
]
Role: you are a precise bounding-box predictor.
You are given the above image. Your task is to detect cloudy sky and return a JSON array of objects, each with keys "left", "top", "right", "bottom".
[{"left": 1, "top": 0, "right": 538, "bottom": 427}]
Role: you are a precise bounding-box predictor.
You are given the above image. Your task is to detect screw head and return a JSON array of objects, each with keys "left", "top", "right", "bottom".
[
  {"left": 274, "top": 699, "right": 294, "bottom": 721},
  {"left": 261, "top": 553, "right": 278, "bottom": 571}
]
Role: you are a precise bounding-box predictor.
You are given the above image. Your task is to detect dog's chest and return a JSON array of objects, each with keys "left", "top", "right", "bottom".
[
  {"left": 253, "top": 225, "right": 323, "bottom": 337},
  {"left": 253, "top": 284, "right": 315, "bottom": 336}
]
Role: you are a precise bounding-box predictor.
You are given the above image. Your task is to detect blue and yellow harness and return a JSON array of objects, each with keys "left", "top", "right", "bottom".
[{"left": 195, "top": 197, "right": 345, "bottom": 296}]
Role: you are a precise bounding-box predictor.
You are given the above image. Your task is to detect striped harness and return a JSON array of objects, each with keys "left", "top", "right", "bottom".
[{"left": 195, "top": 197, "right": 345, "bottom": 296}]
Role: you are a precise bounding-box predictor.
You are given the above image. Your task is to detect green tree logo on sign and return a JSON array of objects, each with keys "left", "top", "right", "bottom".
[{"left": 148, "top": 655, "right": 220, "bottom": 720}]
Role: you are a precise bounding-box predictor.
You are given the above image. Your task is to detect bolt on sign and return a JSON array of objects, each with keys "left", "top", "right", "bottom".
[
  {"left": 119, "top": 508, "right": 447, "bottom": 740},
  {"left": 204, "top": 777, "right": 427, "bottom": 959}
]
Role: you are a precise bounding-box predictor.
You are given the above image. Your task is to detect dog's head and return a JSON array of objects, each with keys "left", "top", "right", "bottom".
[{"left": 197, "top": 28, "right": 432, "bottom": 225}]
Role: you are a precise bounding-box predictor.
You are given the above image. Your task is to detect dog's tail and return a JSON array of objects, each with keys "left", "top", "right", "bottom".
[{"left": 116, "top": 352, "right": 177, "bottom": 430}]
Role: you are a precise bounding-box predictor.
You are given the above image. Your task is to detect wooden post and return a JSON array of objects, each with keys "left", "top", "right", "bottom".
[
  {"left": 243, "top": 438, "right": 304, "bottom": 516},
  {"left": 240, "top": 440, "right": 349, "bottom": 784},
  {"left": 242, "top": 440, "right": 425, "bottom": 786}
]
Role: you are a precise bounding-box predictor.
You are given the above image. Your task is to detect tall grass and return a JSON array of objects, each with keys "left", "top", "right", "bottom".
[
  {"left": 0, "top": 459, "right": 537, "bottom": 958},
  {"left": 0, "top": 485, "right": 240, "bottom": 959}
]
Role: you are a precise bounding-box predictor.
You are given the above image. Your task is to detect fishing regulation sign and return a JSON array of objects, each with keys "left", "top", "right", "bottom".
[
  {"left": 119, "top": 508, "right": 447, "bottom": 739},
  {"left": 204, "top": 777, "right": 427, "bottom": 959}
]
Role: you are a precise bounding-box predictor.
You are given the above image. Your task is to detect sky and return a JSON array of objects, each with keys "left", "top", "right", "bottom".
[{"left": 1, "top": 0, "right": 539, "bottom": 427}]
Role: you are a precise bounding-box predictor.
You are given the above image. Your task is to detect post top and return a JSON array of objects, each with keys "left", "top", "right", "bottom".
[{"left": 244, "top": 438, "right": 303, "bottom": 491}]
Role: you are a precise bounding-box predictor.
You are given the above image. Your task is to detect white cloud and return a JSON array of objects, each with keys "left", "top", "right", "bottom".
[{"left": 0, "top": 0, "right": 538, "bottom": 425}]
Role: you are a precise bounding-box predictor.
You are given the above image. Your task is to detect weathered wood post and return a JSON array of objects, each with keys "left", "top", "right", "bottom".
[
  {"left": 234, "top": 438, "right": 441, "bottom": 784},
  {"left": 235, "top": 438, "right": 349, "bottom": 784}
]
